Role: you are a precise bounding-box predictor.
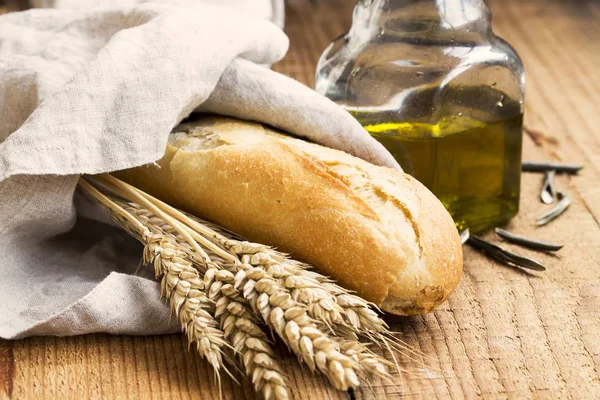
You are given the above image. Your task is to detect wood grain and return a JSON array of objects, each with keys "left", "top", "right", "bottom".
[{"left": 1, "top": 0, "right": 600, "bottom": 399}]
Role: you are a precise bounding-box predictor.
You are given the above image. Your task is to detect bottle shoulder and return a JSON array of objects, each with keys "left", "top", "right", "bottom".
[
  {"left": 316, "top": 1, "right": 525, "bottom": 121},
  {"left": 320, "top": 32, "right": 523, "bottom": 73},
  {"left": 317, "top": 38, "right": 525, "bottom": 105}
]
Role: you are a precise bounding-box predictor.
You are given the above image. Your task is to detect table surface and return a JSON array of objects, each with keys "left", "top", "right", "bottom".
[{"left": 1, "top": 0, "right": 600, "bottom": 399}]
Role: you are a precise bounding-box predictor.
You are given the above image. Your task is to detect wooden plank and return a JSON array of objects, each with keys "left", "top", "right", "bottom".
[{"left": 1, "top": 0, "right": 600, "bottom": 399}]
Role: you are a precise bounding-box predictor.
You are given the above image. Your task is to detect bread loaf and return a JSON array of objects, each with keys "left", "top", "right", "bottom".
[{"left": 115, "top": 115, "right": 463, "bottom": 315}]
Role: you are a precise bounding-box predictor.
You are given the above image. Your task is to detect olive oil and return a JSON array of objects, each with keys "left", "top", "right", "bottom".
[{"left": 350, "top": 112, "right": 523, "bottom": 233}]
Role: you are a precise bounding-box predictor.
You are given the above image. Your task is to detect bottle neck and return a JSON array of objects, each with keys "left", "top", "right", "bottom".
[{"left": 350, "top": 0, "right": 492, "bottom": 42}]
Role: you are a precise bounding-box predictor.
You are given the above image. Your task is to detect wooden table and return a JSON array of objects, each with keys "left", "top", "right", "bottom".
[{"left": 1, "top": 0, "right": 600, "bottom": 398}]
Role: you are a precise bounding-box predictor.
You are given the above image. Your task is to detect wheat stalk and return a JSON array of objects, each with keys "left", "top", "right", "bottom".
[
  {"left": 78, "top": 179, "right": 230, "bottom": 383},
  {"left": 80, "top": 179, "right": 289, "bottom": 398},
  {"left": 79, "top": 174, "right": 398, "bottom": 396}
]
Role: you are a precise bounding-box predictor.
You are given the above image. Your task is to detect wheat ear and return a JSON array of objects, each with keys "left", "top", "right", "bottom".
[
  {"left": 77, "top": 179, "right": 229, "bottom": 382},
  {"left": 229, "top": 262, "right": 360, "bottom": 391},
  {"left": 210, "top": 230, "right": 411, "bottom": 359},
  {"left": 126, "top": 201, "right": 363, "bottom": 391},
  {"left": 81, "top": 178, "right": 292, "bottom": 399},
  {"left": 81, "top": 175, "right": 397, "bottom": 392},
  {"left": 145, "top": 235, "right": 231, "bottom": 377},
  {"left": 221, "top": 243, "right": 409, "bottom": 364},
  {"left": 205, "top": 268, "right": 289, "bottom": 400}
]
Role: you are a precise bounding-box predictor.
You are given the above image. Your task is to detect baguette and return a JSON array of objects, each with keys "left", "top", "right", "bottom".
[{"left": 115, "top": 115, "right": 463, "bottom": 315}]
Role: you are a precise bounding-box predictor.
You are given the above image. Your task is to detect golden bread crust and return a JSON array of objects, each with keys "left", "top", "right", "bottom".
[{"left": 114, "top": 116, "right": 463, "bottom": 314}]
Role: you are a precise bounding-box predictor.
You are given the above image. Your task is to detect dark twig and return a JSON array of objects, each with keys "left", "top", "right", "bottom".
[
  {"left": 467, "top": 236, "right": 546, "bottom": 271},
  {"left": 522, "top": 161, "right": 583, "bottom": 174},
  {"left": 495, "top": 228, "right": 563, "bottom": 252}
]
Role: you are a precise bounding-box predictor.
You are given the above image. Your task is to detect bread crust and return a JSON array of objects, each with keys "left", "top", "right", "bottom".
[{"left": 115, "top": 116, "right": 463, "bottom": 315}]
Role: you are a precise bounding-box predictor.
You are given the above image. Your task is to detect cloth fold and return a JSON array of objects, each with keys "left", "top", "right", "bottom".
[{"left": 0, "top": 0, "right": 399, "bottom": 339}]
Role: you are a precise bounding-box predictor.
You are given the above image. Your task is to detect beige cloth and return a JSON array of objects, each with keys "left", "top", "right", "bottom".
[{"left": 0, "top": 0, "right": 399, "bottom": 339}]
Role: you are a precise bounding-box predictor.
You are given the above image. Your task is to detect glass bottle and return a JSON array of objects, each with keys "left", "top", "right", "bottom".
[{"left": 316, "top": 0, "right": 525, "bottom": 233}]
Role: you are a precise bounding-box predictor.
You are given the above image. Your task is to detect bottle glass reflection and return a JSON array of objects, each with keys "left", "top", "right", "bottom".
[{"left": 316, "top": 0, "right": 525, "bottom": 233}]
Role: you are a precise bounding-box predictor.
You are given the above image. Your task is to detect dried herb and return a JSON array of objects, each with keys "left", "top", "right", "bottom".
[
  {"left": 467, "top": 236, "right": 546, "bottom": 271},
  {"left": 522, "top": 161, "right": 583, "bottom": 174},
  {"left": 536, "top": 193, "right": 572, "bottom": 226},
  {"left": 495, "top": 228, "right": 563, "bottom": 251},
  {"left": 540, "top": 169, "right": 556, "bottom": 204}
]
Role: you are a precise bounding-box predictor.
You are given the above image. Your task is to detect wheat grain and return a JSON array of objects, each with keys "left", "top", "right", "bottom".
[
  {"left": 146, "top": 236, "right": 229, "bottom": 374},
  {"left": 205, "top": 268, "right": 289, "bottom": 400},
  {"left": 337, "top": 340, "right": 391, "bottom": 379},
  {"left": 230, "top": 262, "right": 361, "bottom": 391},
  {"left": 130, "top": 201, "right": 385, "bottom": 391},
  {"left": 223, "top": 244, "right": 390, "bottom": 335}
]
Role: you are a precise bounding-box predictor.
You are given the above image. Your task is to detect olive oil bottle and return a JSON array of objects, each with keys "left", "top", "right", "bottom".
[{"left": 316, "top": 0, "right": 525, "bottom": 232}]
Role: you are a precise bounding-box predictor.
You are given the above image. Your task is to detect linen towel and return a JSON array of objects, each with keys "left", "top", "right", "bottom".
[{"left": 0, "top": 0, "right": 399, "bottom": 339}]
